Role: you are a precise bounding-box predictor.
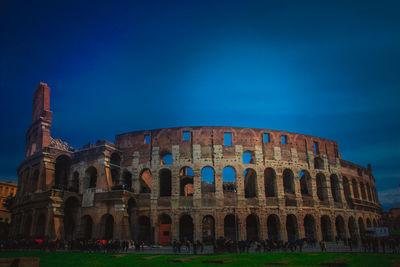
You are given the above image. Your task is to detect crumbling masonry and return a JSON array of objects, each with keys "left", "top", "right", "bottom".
[{"left": 10, "top": 83, "right": 382, "bottom": 244}]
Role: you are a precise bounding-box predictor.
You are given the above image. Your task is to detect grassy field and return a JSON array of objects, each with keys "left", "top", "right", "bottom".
[{"left": 0, "top": 252, "right": 399, "bottom": 267}]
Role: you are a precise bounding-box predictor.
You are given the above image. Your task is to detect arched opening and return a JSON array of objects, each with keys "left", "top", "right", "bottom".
[
  {"left": 140, "top": 169, "right": 152, "bottom": 193},
  {"left": 160, "top": 152, "right": 172, "bottom": 165},
  {"left": 366, "top": 218, "right": 372, "bottom": 228},
  {"left": 304, "top": 215, "right": 316, "bottom": 239},
  {"left": 85, "top": 167, "right": 97, "bottom": 189},
  {"left": 330, "top": 174, "right": 341, "bottom": 202},
  {"left": 300, "top": 170, "right": 312, "bottom": 196},
  {"left": 127, "top": 198, "right": 137, "bottom": 240},
  {"left": 242, "top": 151, "right": 255, "bottom": 164},
  {"left": 373, "top": 219, "right": 377, "bottom": 227},
  {"left": 23, "top": 215, "right": 32, "bottom": 238},
  {"left": 224, "top": 214, "right": 238, "bottom": 241},
  {"left": 267, "top": 214, "right": 281, "bottom": 241},
  {"left": 314, "top": 157, "right": 323, "bottom": 169},
  {"left": 101, "top": 214, "right": 114, "bottom": 240},
  {"left": 159, "top": 214, "right": 171, "bottom": 245},
  {"left": 283, "top": 169, "right": 295, "bottom": 194},
  {"left": 180, "top": 167, "right": 194, "bottom": 196},
  {"left": 122, "top": 170, "right": 132, "bottom": 190},
  {"left": 360, "top": 182, "right": 367, "bottom": 200},
  {"left": 64, "top": 197, "right": 79, "bottom": 240},
  {"left": 246, "top": 214, "right": 259, "bottom": 241},
  {"left": 316, "top": 173, "right": 328, "bottom": 201},
  {"left": 321, "top": 215, "right": 333, "bottom": 241},
  {"left": 110, "top": 153, "right": 121, "bottom": 186},
  {"left": 72, "top": 171, "right": 79, "bottom": 192},
  {"left": 264, "top": 168, "right": 277, "bottom": 197},
  {"left": 222, "top": 166, "right": 236, "bottom": 193},
  {"left": 29, "top": 170, "right": 39, "bottom": 193},
  {"left": 179, "top": 214, "right": 194, "bottom": 242},
  {"left": 286, "top": 214, "right": 298, "bottom": 241},
  {"left": 343, "top": 176, "right": 351, "bottom": 203},
  {"left": 366, "top": 184, "right": 372, "bottom": 201},
  {"left": 80, "top": 215, "right": 93, "bottom": 240},
  {"left": 159, "top": 169, "right": 171, "bottom": 197},
  {"left": 358, "top": 218, "right": 365, "bottom": 238},
  {"left": 201, "top": 166, "right": 215, "bottom": 194},
  {"left": 335, "top": 216, "right": 346, "bottom": 241},
  {"left": 352, "top": 179, "right": 360, "bottom": 199},
  {"left": 137, "top": 216, "right": 151, "bottom": 243},
  {"left": 55, "top": 155, "right": 71, "bottom": 187},
  {"left": 244, "top": 168, "right": 257, "bottom": 198},
  {"left": 348, "top": 217, "right": 358, "bottom": 242},
  {"left": 35, "top": 214, "right": 46, "bottom": 238},
  {"left": 202, "top": 215, "right": 215, "bottom": 244}
]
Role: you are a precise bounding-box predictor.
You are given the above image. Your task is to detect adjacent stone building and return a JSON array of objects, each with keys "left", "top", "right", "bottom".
[
  {"left": 0, "top": 180, "right": 17, "bottom": 223},
  {"left": 10, "top": 83, "right": 382, "bottom": 244}
]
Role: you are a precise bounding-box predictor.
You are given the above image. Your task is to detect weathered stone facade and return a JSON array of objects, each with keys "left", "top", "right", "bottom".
[{"left": 10, "top": 83, "right": 382, "bottom": 244}]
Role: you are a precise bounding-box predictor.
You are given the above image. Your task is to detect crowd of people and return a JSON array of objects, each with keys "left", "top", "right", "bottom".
[{"left": 0, "top": 236, "right": 399, "bottom": 254}]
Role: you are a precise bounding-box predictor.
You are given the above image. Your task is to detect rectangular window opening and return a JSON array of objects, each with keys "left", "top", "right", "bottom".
[
  {"left": 224, "top": 132, "right": 232, "bottom": 146},
  {"left": 144, "top": 135, "right": 150, "bottom": 144},
  {"left": 263, "top": 133, "right": 270, "bottom": 143},
  {"left": 281, "top": 135, "right": 287, "bottom": 144},
  {"left": 183, "top": 131, "right": 190, "bottom": 141}
]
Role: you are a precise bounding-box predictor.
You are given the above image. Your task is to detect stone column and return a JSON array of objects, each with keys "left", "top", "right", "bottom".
[
  {"left": 193, "top": 212, "right": 202, "bottom": 242},
  {"left": 276, "top": 173, "right": 285, "bottom": 208}
]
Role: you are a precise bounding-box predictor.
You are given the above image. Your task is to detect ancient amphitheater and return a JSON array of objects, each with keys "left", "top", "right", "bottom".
[{"left": 11, "top": 83, "right": 382, "bottom": 245}]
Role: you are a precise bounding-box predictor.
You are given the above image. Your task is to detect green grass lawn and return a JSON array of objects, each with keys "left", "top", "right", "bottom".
[{"left": 0, "top": 252, "right": 399, "bottom": 267}]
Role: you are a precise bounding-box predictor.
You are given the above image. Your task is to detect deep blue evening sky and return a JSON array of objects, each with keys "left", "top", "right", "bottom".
[{"left": 0, "top": 0, "right": 399, "bottom": 210}]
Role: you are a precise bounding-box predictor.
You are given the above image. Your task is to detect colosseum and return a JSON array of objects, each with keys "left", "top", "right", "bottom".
[{"left": 10, "top": 83, "right": 382, "bottom": 245}]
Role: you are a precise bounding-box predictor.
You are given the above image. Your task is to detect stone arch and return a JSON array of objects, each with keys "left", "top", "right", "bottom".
[
  {"left": 373, "top": 219, "right": 377, "bottom": 227},
  {"left": 366, "top": 218, "right": 372, "bottom": 228},
  {"left": 137, "top": 216, "right": 151, "bottom": 243},
  {"left": 64, "top": 196, "right": 80, "bottom": 240},
  {"left": 283, "top": 169, "right": 295, "bottom": 194},
  {"left": 160, "top": 151, "right": 172, "bottom": 165},
  {"left": 201, "top": 166, "right": 215, "bottom": 194},
  {"left": 55, "top": 155, "right": 72, "bottom": 187},
  {"left": 110, "top": 152, "right": 121, "bottom": 186},
  {"left": 299, "top": 170, "right": 312, "bottom": 196},
  {"left": 23, "top": 214, "right": 32, "bottom": 238},
  {"left": 100, "top": 214, "right": 114, "bottom": 240},
  {"left": 321, "top": 215, "right": 333, "bottom": 241},
  {"left": 35, "top": 214, "right": 46, "bottom": 238},
  {"left": 85, "top": 167, "right": 97, "bottom": 189},
  {"left": 139, "top": 168, "right": 152, "bottom": 193},
  {"left": 246, "top": 214, "right": 259, "bottom": 241},
  {"left": 304, "top": 214, "right": 316, "bottom": 239},
  {"left": 348, "top": 216, "right": 358, "bottom": 242},
  {"left": 159, "top": 214, "right": 172, "bottom": 245},
  {"left": 352, "top": 179, "right": 360, "bottom": 199},
  {"left": 342, "top": 176, "right": 351, "bottom": 202},
  {"left": 244, "top": 168, "right": 257, "bottom": 198},
  {"left": 286, "top": 214, "right": 298, "bottom": 241},
  {"left": 316, "top": 173, "right": 328, "bottom": 201},
  {"left": 179, "top": 214, "right": 194, "bottom": 242},
  {"left": 80, "top": 215, "right": 93, "bottom": 240},
  {"left": 179, "top": 166, "right": 194, "bottom": 196},
  {"left": 121, "top": 170, "right": 132, "bottom": 190},
  {"left": 335, "top": 215, "right": 346, "bottom": 240},
  {"left": 224, "top": 214, "right": 238, "bottom": 241},
  {"left": 242, "top": 151, "right": 255, "bottom": 164},
  {"left": 267, "top": 214, "right": 281, "bottom": 241},
  {"left": 202, "top": 215, "right": 215, "bottom": 244},
  {"left": 314, "top": 157, "right": 323, "bottom": 169},
  {"left": 330, "top": 174, "right": 341, "bottom": 202},
  {"left": 366, "top": 183, "right": 372, "bottom": 201},
  {"left": 159, "top": 168, "right": 172, "bottom": 197},
  {"left": 127, "top": 198, "right": 137, "bottom": 239},
  {"left": 264, "top": 168, "right": 277, "bottom": 197},
  {"left": 358, "top": 217, "right": 365, "bottom": 238},
  {"left": 71, "top": 171, "right": 80, "bottom": 192},
  {"left": 29, "top": 169, "right": 39, "bottom": 193},
  {"left": 360, "top": 182, "right": 367, "bottom": 200},
  {"left": 222, "top": 166, "right": 236, "bottom": 193}
]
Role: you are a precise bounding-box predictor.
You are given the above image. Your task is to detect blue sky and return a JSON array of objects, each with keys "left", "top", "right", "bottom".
[{"left": 0, "top": 0, "right": 399, "bottom": 210}]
